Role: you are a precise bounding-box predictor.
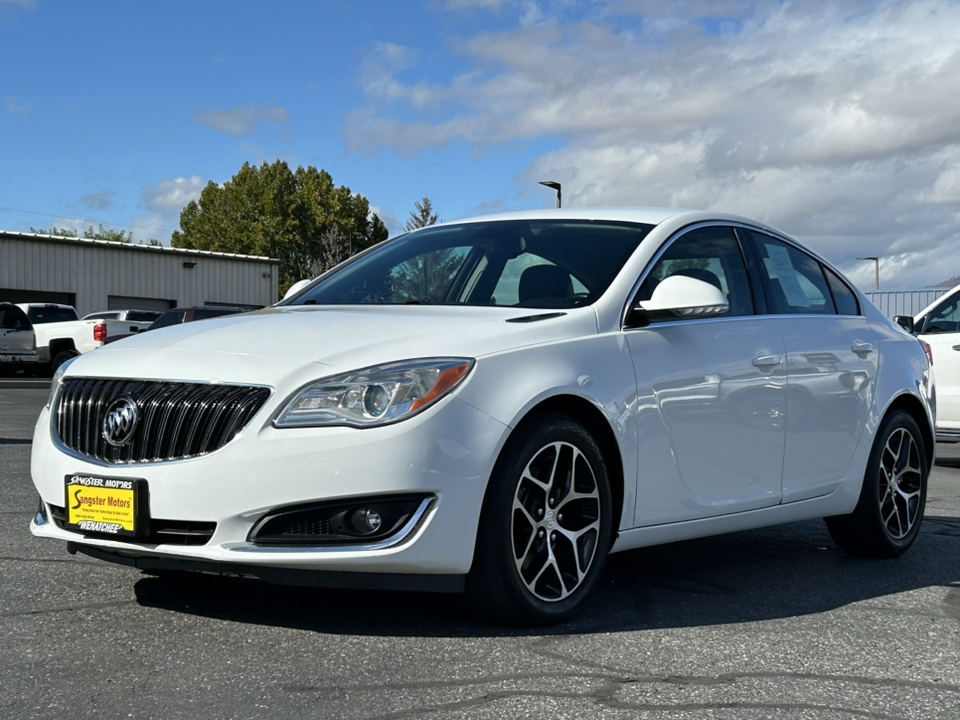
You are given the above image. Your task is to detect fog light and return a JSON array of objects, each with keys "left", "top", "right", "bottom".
[{"left": 349, "top": 507, "right": 383, "bottom": 535}]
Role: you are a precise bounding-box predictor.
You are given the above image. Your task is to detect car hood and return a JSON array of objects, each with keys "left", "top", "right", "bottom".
[{"left": 68, "top": 305, "right": 598, "bottom": 385}]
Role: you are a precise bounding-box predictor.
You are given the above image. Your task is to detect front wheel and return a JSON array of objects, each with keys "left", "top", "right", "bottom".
[
  {"left": 468, "top": 414, "right": 613, "bottom": 625},
  {"left": 826, "top": 410, "right": 928, "bottom": 557}
]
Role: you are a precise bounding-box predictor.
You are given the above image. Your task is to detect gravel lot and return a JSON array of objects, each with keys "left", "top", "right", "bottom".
[{"left": 2, "top": 385, "right": 958, "bottom": 719}]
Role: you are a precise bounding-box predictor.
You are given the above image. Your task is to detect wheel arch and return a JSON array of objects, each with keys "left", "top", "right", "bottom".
[
  {"left": 882, "top": 392, "right": 935, "bottom": 469},
  {"left": 509, "top": 394, "right": 625, "bottom": 547},
  {"left": 48, "top": 338, "right": 77, "bottom": 356}
]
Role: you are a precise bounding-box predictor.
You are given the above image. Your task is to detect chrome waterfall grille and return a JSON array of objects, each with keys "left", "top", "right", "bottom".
[{"left": 55, "top": 379, "right": 271, "bottom": 464}]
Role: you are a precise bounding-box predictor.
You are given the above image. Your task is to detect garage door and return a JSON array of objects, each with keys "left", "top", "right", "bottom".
[{"left": 107, "top": 295, "right": 175, "bottom": 312}]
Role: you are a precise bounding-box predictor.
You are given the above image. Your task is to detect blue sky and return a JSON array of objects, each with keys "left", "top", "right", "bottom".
[{"left": 3, "top": 0, "right": 960, "bottom": 290}]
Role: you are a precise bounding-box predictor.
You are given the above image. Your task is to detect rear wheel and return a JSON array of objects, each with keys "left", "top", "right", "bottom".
[
  {"left": 50, "top": 349, "right": 78, "bottom": 374},
  {"left": 468, "top": 414, "right": 612, "bottom": 625},
  {"left": 826, "top": 410, "right": 927, "bottom": 557}
]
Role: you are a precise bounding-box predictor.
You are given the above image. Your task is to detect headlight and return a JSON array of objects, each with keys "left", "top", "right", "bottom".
[
  {"left": 45, "top": 355, "right": 78, "bottom": 409},
  {"left": 274, "top": 358, "right": 475, "bottom": 428}
]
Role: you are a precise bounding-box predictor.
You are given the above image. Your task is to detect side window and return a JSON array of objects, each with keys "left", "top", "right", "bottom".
[
  {"left": 824, "top": 267, "right": 860, "bottom": 316},
  {"left": 150, "top": 311, "right": 185, "bottom": 329},
  {"left": 747, "top": 231, "right": 836, "bottom": 315},
  {"left": 634, "top": 226, "right": 754, "bottom": 318},
  {"left": 923, "top": 293, "right": 960, "bottom": 334}
]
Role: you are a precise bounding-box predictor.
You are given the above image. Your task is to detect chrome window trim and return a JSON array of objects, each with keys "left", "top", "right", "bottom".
[{"left": 620, "top": 220, "right": 865, "bottom": 329}]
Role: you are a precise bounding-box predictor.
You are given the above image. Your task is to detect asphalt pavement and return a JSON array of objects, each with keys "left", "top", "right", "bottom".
[{"left": 1, "top": 387, "right": 958, "bottom": 719}]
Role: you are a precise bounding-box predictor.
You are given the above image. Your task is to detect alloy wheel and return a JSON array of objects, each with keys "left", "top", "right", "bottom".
[
  {"left": 877, "top": 427, "right": 923, "bottom": 540},
  {"left": 510, "top": 440, "right": 601, "bottom": 602}
]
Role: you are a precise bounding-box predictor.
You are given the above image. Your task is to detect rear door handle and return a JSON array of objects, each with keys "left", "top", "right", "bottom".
[
  {"left": 752, "top": 355, "right": 782, "bottom": 367},
  {"left": 851, "top": 341, "right": 874, "bottom": 354},
  {"left": 952, "top": 345, "right": 960, "bottom": 351}
]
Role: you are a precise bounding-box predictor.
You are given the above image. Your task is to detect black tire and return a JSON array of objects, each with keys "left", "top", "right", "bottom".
[
  {"left": 467, "top": 414, "right": 613, "bottom": 625},
  {"left": 825, "top": 410, "right": 928, "bottom": 557},
  {"left": 50, "top": 349, "right": 78, "bottom": 374}
]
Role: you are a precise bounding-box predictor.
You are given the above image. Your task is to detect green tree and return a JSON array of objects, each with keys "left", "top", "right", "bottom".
[
  {"left": 30, "top": 224, "right": 132, "bottom": 243},
  {"left": 404, "top": 197, "right": 439, "bottom": 232},
  {"left": 390, "top": 197, "right": 459, "bottom": 303},
  {"left": 171, "top": 160, "right": 388, "bottom": 296}
]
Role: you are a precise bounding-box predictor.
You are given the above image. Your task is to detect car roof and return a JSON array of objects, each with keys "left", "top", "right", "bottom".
[{"left": 427, "top": 207, "right": 789, "bottom": 237}]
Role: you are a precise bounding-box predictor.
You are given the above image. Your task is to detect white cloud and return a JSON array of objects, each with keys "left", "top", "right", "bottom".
[
  {"left": 5, "top": 96, "right": 30, "bottom": 115},
  {"left": 347, "top": 0, "right": 960, "bottom": 289},
  {"left": 193, "top": 105, "right": 289, "bottom": 137},
  {"left": 442, "top": 0, "right": 511, "bottom": 9},
  {"left": 142, "top": 175, "right": 205, "bottom": 212},
  {"left": 80, "top": 191, "right": 115, "bottom": 211},
  {"left": 132, "top": 175, "right": 207, "bottom": 243}
]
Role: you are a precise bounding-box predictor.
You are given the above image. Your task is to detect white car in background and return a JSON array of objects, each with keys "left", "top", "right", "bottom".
[
  {"left": 898, "top": 284, "right": 960, "bottom": 443},
  {"left": 30, "top": 208, "right": 935, "bottom": 624}
]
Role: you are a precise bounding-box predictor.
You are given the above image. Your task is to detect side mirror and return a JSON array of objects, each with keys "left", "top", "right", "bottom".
[
  {"left": 282, "top": 278, "right": 313, "bottom": 302},
  {"left": 893, "top": 315, "right": 915, "bottom": 333},
  {"left": 635, "top": 275, "right": 729, "bottom": 318}
]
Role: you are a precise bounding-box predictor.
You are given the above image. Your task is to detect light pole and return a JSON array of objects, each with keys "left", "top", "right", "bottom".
[
  {"left": 539, "top": 181, "right": 561, "bottom": 208},
  {"left": 857, "top": 256, "right": 880, "bottom": 290}
]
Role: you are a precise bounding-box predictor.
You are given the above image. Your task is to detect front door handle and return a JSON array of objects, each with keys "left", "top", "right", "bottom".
[
  {"left": 752, "top": 354, "right": 782, "bottom": 367},
  {"left": 952, "top": 345, "right": 960, "bottom": 351},
  {"left": 851, "top": 341, "right": 875, "bottom": 354}
]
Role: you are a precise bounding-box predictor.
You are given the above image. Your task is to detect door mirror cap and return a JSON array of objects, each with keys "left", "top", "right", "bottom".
[
  {"left": 282, "top": 278, "right": 313, "bottom": 302},
  {"left": 893, "top": 315, "right": 915, "bottom": 333},
  {"left": 635, "top": 275, "right": 729, "bottom": 318}
]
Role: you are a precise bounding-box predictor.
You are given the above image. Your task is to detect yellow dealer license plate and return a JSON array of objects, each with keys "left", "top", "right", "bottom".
[{"left": 64, "top": 474, "right": 147, "bottom": 537}]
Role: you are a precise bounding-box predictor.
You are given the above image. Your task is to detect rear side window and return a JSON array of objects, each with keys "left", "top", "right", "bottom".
[
  {"left": 746, "top": 232, "right": 836, "bottom": 315},
  {"left": 0, "top": 305, "right": 32, "bottom": 330},
  {"left": 824, "top": 267, "right": 860, "bottom": 316}
]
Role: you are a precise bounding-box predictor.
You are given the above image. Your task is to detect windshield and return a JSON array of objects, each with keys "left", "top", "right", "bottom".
[{"left": 289, "top": 220, "right": 653, "bottom": 309}]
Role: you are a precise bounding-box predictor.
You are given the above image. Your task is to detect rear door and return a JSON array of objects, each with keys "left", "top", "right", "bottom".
[{"left": 742, "top": 230, "right": 877, "bottom": 503}]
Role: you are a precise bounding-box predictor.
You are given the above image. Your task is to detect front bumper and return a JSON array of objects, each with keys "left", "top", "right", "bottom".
[{"left": 31, "top": 395, "right": 508, "bottom": 577}]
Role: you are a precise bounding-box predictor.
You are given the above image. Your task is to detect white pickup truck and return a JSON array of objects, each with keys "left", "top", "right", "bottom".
[{"left": 15, "top": 303, "right": 154, "bottom": 373}]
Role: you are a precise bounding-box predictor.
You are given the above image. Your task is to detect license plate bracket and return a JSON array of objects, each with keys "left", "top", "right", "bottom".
[{"left": 64, "top": 474, "right": 149, "bottom": 537}]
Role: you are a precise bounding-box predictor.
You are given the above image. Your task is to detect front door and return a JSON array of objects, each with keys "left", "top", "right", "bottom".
[{"left": 626, "top": 225, "right": 785, "bottom": 526}]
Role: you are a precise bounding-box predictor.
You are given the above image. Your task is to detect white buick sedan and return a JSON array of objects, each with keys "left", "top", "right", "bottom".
[{"left": 30, "top": 208, "right": 935, "bottom": 624}]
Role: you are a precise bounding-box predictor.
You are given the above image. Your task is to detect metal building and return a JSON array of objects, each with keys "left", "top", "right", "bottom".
[
  {"left": 861, "top": 289, "right": 948, "bottom": 320},
  {"left": 0, "top": 231, "right": 280, "bottom": 317}
]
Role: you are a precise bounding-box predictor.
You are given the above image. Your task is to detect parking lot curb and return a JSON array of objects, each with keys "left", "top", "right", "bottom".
[{"left": 0, "top": 379, "right": 51, "bottom": 389}]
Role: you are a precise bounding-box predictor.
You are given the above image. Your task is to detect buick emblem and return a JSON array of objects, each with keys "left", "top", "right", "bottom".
[{"left": 102, "top": 397, "right": 139, "bottom": 447}]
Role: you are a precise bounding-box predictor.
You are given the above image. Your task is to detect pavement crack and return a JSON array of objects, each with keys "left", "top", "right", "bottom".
[
  {"left": 527, "top": 635, "right": 960, "bottom": 694},
  {"left": 0, "top": 599, "right": 134, "bottom": 619},
  {"left": 0, "top": 555, "right": 112, "bottom": 568}
]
